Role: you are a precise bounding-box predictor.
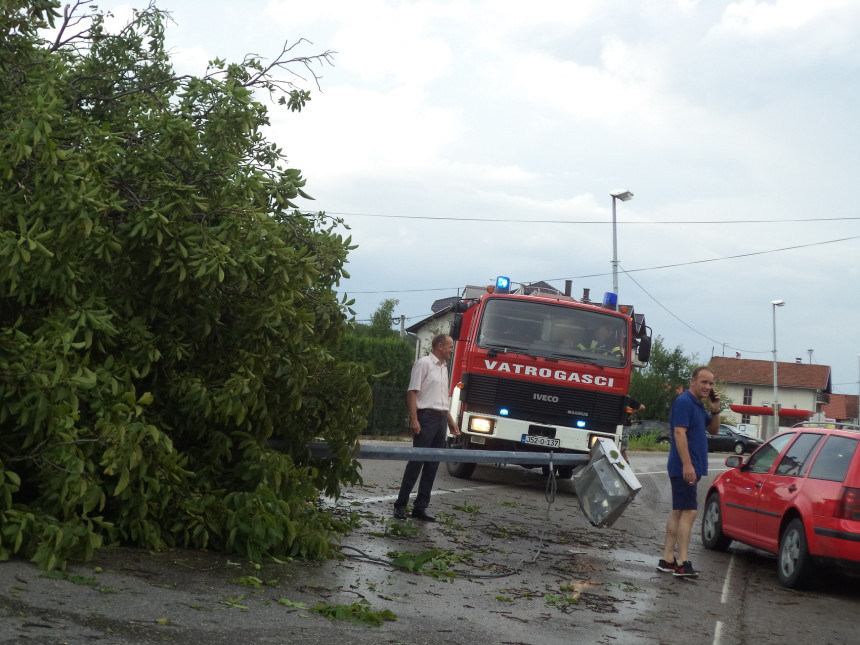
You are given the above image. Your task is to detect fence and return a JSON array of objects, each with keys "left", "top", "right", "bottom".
[{"left": 365, "top": 385, "right": 410, "bottom": 436}]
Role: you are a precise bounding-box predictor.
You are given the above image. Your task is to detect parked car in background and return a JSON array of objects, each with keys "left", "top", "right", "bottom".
[
  {"left": 627, "top": 420, "right": 670, "bottom": 444},
  {"left": 701, "top": 422, "right": 860, "bottom": 588},
  {"left": 707, "top": 424, "right": 763, "bottom": 454}
]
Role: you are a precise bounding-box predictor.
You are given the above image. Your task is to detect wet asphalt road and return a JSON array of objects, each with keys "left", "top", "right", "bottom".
[{"left": 1, "top": 448, "right": 858, "bottom": 644}]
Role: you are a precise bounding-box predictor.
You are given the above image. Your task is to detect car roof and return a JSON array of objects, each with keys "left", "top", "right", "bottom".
[
  {"left": 786, "top": 421, "right": 860, "bottom": 437},
  {"left": 768, "top": 423, "right": 860, "bottom": 486}
]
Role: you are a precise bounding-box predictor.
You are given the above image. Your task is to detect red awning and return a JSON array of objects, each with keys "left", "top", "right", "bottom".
[{"left": 729, "top": 405, "right": 811, "bottom": 419}]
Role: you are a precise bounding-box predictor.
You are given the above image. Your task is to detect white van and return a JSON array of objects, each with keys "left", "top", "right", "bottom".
[{"left": 735, "top": 423, "right": 759, "bottom": 438}]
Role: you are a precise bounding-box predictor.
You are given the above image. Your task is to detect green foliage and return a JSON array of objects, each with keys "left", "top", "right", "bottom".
[
  {"left": 0, "top": 1, "right": 370, "bottom": 569},
  {"left": 369, "top": 299, "right": 399, "bottom": 339},
  {"left": 339, "top": 335, "right": 413, "bottom": 434},
  {"left": 39, "top": 570, "right": 97, "bottom": 585},
  {"left": 629, "top": 336, "right": 698, "bottom": 421},
  {"left": 232, "top": 575, "right": 278, "bottom": 589},
  {"left": 277, "top": 598, "right": 307, "bottom": 608},
  {"left": 309, "top": 599, "right": 397, "bottom": 627},
  {"left": 627, "top": 433, "right": 669, "bottom": 451},
  {"left": 544, "top": 592, "right": 580, "bottom": 611},
  {"left": 382, "top": 518, "right": 420, "bottom": 538},
  {"left": 339, "top": 336, "right": 413, "bottom": 387},
  {"left": 387, "top": 548, "right": 470, "bottom": 580},
  {"left": 220, "top": 595, "right": 249, "bottom": 611}
]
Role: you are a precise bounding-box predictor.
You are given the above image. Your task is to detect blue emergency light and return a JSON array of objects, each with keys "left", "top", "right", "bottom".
[
  {"left": 495, "top": 276, "right": 511, "bottom": 294},
  {"left": 602, "top": 291, "right": 618, "bottom": 310}
]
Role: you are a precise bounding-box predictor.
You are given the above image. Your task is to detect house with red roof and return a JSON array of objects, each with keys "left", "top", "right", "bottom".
[
  {"left": 822, "top": 393, "right": 860, "bottom": 425},
  {"left": 707, "top": 356, "right": 832, "bottom": 434}
]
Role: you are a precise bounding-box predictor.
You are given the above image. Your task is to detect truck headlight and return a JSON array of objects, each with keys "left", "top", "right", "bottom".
[{"left": 469, "top": 417, "right": 494, "bottom": 434}]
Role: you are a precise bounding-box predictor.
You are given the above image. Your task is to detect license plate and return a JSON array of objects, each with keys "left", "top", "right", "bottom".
[{"left": 522, "top": 434, "right": 560, "bottom": 448}]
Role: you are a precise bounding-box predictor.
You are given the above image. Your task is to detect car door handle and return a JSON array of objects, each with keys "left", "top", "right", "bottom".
[
  {"left": 755, "top": 482, "right": 762, "bottom": 488},
  {"left": 788, "top": 485, "right": 797, "bottom": 492}
]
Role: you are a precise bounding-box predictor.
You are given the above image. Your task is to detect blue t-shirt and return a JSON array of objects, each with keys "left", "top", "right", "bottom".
[{"left": 667, "top": 390, "right": 712, "bottom": 478}]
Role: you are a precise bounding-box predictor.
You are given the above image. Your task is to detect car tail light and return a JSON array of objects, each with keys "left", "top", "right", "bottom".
[{"left": 835, "top": 487, "right": 860, "bottom": 521}]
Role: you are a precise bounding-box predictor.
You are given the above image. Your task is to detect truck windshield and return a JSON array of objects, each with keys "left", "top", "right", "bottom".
[{"left": 476, "top": 298, "right": 627, "bottom": 367}]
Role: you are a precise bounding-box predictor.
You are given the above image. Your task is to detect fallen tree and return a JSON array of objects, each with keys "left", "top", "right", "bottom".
[{"left": 0, "top": 0, "right": 370, "bottom": 569}]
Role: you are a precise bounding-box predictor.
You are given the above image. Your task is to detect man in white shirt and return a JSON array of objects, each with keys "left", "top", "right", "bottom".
[{"left": 393, "top": 334, "right": 460, "bottom": 521}]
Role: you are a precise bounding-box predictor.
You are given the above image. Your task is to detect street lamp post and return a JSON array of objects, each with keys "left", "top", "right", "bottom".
[
  {"left": 771, "top": 299, "right": 785, "bottom": 435},
  {"left": 610, "top": 190, "right": 633, "bottom": 298}
]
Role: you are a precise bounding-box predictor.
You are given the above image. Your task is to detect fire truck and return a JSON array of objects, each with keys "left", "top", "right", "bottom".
[{"left": 445, "top": 277, "right": 652, "bottom": 480}]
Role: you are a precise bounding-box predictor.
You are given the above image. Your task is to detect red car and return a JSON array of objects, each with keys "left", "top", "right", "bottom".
[{"left": 701, "top": 422, "right": 860, "bottom": 588}]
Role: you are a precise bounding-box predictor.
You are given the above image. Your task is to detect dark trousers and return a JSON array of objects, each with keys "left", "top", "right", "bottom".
[{"left": 394, "top": 409, "right": 447, "bottom": 511}]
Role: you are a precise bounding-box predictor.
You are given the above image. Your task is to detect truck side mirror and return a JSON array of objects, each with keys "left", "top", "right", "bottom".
[
  {"left": 450, "top": 313, "right": 464, "bottom": 340},
  {"left": 636, "top": 336, "right": 651, "bottom": 363}
]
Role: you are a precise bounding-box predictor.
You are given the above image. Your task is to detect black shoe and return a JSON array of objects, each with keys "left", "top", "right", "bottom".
[
  {"left": 411, "top": 509, "right": 436, "bottom": 522},
  {"left": 674, "top": 560, "right": 700, "bottom": 578},
  {"left": 393, "top": 506, "right": 407, "bottom": 520},
  {"left": 656, "top": 558, "right": 679, "bottom": 573}
]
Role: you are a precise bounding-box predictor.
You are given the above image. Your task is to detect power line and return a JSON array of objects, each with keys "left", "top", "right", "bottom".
[
  {"left": 538, "top": 235, "right": 860, "bottom": 283},
  {"left": 319, "top": 210, "right": 860, "bottom": 225},
  {"left": 618, "top": 265, "right": 770, "bottom": 355},
  {"left": 350, "top": 235, "right": 858, "bottom": 361},
  {"left": 346, "top": 235, "right": 860, "bottom": 295}
]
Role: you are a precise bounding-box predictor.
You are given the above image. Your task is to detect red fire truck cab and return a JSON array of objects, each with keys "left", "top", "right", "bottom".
[{"left": 446, "top": 278, "right": 651, "bottom": 480}]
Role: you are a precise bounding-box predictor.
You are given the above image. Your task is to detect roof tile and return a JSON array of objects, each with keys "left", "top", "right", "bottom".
[{"left": 708, "top": 356, "right": 831, "bottom": 391}]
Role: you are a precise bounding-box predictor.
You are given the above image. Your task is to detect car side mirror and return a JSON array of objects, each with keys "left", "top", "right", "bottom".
[{"left": 725, "top": 455, "right": 743, "bottom": 468}]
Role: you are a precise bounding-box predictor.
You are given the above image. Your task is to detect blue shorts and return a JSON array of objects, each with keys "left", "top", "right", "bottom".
[{"left": 670, "top": 476, "right": 700, "bottom": 511}]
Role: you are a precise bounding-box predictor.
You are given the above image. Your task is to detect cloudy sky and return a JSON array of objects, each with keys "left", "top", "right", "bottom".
[{"left": 88, "top": 0, "right": 860, "bottom": 396}]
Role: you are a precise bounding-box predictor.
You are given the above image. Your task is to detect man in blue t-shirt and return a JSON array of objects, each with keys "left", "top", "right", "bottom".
[{"left": 657, "top": 366, "right": 721, "bottom": 578}]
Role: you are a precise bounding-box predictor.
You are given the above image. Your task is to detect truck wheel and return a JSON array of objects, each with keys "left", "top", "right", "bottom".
[{"left": 446, "top": 437, "right": 476, "bottom": 480}]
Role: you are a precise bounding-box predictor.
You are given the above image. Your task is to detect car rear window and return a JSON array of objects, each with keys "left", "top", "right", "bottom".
[
  {"left": 775, "top": 433, "right": 823, "bottom": 477},
  {"left": 807, "top": 436, "right": 859, "bottom": 483}
]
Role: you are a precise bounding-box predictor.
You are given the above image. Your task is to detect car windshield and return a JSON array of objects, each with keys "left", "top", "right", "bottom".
[{"left": 476, "top": 298, "right": 628, "bottom": 367}]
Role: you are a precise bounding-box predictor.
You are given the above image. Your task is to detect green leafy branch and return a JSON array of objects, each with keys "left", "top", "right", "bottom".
[
  {"left": 278, "top": 598, "right": 395, "bottom": 627},
  {"left": 386, "top": 549, "right": 472, "bottom": 581}
]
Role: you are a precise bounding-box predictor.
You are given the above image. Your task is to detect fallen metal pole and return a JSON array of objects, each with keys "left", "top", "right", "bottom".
[
  {"left": 303, "top": 438, "right": 640, "bottom": 528},
  {"left": 307, "top": 442, "right": 590, "bottom": 466}
]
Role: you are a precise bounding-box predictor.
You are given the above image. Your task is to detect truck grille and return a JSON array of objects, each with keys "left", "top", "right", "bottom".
[{"left": 461, "top": 373, "right": 626, "bottom": 433}]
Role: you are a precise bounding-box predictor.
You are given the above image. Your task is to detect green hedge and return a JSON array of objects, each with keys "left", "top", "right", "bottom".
[{"left": 339, "top": 336, "right": 413, "bottom": 434}]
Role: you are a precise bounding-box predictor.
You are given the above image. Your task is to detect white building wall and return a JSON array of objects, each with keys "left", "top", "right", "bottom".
[
  {"left": 412, "top": 313, "right": 455, "bottom": 361},
  {"left": 717, "top": 382, "right": 822, "bottom": 433}
]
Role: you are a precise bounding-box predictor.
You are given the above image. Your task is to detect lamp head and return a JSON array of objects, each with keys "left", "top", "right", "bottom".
[
  {"left": 611, "top": 190, "right": 634, "bottom": 202},
  {"left": 771, "top": 299, "right": 785, "bottom": 307}
]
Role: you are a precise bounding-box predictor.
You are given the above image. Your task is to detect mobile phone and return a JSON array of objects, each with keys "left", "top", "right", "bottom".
[{"left": 709, "top": 391, "right": 718, "bottom": 402}]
